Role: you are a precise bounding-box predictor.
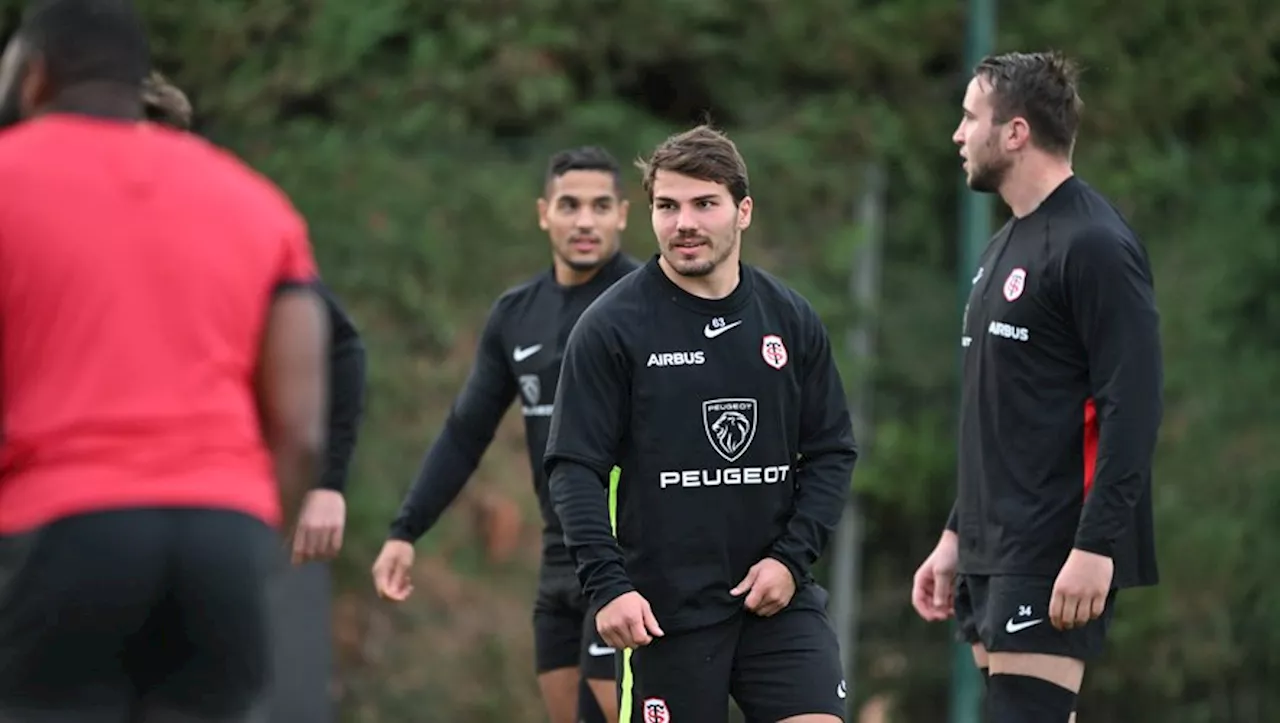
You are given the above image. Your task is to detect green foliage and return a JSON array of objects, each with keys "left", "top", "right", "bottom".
[{"left": 3, "top": 0, "right": 1268, "bottom": 717}]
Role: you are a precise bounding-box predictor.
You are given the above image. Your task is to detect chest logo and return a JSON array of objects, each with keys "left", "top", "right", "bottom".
[
  {"left": 513, "top": 344, "right": 542, "bottom": 362},
  {"left": 518, "top": 374, "right": 541, "bottom": 405},
  {"left": 703, "top": 398, "right": 758, "bottom": 463},
  {"left": 761, "top": 334, "right": 789, "bottom": 370},
  {"left": 1003, "top": 268, "right": 1027, "bottom": 302},
  {"left": 704, "top": 317, "right": 742, "bottom": 338}
]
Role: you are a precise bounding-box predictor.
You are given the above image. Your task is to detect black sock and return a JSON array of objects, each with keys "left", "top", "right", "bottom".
[{"left": 986, "top": 673, "right": 1076, "bottom": 723}]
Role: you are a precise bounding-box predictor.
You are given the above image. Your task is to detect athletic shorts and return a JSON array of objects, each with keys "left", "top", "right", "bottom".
[
  {"left": 954, "top": 573, "right": 1117, "bottom": 662},
  {"left": 532, "top": 560, "right": 617, "bottom": 681},
  {"left": 621, "top": 584, "right": 846, "bottom": 723},
  {"left": 0, "top": 507, "right": 279, "bottom": 723}
]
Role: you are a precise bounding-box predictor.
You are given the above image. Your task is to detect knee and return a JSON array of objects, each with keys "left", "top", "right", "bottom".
[{"left": 986, "top": 673, "right": 1076, "bottom": 723}]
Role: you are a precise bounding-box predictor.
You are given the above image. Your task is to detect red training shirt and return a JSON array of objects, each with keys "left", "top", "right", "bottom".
[{"left": 0, "top": 114, "right": 318, "bottom": 535}]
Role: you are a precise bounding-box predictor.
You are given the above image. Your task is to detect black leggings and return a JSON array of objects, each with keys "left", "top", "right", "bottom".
[{"left": 0, "top": 508, "right": 280, "bottom": 723}]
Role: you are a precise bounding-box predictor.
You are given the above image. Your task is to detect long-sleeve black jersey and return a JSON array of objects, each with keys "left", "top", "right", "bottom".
[
  {"left": 544, "top": 256, "right": 858, "bottom": 633},
  {"left": 318, "top": 282, "right": 367, "bottom": 493},
  {"left": 388, "top": 252, "right": 640, "bottom": 567},
  {"left": 948, "top": 176, "right": 1162, "bottom": 589}
]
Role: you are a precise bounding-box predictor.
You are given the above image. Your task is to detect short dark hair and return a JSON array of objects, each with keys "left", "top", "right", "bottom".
[
  {"left": 19, "top": 0, "right": 150, "bottom": 92},
  {"left": 636, "top": 124, "right": 750, "bottom": 204},
  {"left": 543, "top": 146, "right": 621, "bottom": 196},
  {"left": 974, "top": 51, "right": 1082, "bottom": 157}
]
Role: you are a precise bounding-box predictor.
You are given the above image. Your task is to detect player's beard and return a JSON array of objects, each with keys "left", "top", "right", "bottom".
[
  {"left": 555, "top": 237, "right": 611, "bottom": 272},
  {"left": 966, "top": 142, "right": 1012, "bottom": 194},
  {"left": 664, "top": 233, "right": 736, "bottom": 278}
]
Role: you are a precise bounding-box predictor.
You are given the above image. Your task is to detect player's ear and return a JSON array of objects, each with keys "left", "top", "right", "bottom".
[
  {"left": 536, "top": 197, "right": 550, "bottom": 231},
  {"left": 736, "top": 196, "right": 753, "bottom": 231},
  {"left": 1005, "top": 117, "right": 1032, "bottom": 152}
]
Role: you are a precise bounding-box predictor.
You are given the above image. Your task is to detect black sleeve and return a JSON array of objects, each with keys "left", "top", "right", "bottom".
[
  {"left": 767, "top": 305, "right": 858, "bottom": 585},
  {"left": 319, "top": 289, "right": 367, "bottom": 493},
  {"left": 945, "top": 503, "right": 958, "bottom": 533},
  {"left": 1062, "top": 227, "right": 1164, "bottom": 557},
  {"left": 388, "top": 300, "right": 518, "bottom": 542},
  {"left": 544, "top": 309, "right": 634, "bottom": 608}
]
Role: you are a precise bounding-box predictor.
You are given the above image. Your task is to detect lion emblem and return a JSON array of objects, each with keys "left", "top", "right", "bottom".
[
  {"left": 712, "top": 412, "right": 751, "bottom": 457},
  {"left": 702, "top": 398, "right": 758, "bottom": 462}
]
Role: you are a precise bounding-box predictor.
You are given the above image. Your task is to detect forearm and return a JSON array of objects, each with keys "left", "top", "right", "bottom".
[
  {"left": 319, "top": 340, "right": 367, "bottom": 493},
  {"left": 549, "top": 458, "right": 633, "bottom": 608},
  {"left": 388, "top": 422, "right": 486, "bottom": 543},
  {"left": 769, "top": 449, "right": 856, "bottom": 584},
  {"left": 1074, "top": 410, "right": 1160, "bottom": 555}
]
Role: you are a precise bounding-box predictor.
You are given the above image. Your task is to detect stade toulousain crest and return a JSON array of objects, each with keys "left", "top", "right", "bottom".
[
  {"left": 642, "top": 697, "right": 670, "bottom": 723},
  {"left": 702, "top": 397, "right": 758, "bottom": 463},
  {"left": 761, "top": 334, "right": 788, "bottom": 370}
]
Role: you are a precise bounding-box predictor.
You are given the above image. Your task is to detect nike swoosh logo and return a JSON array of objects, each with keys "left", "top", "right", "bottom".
[
  {"left": 703, "top": 320, "right": 743, "bottom": 338},
  {"left": 1005, "top": 618, "right": 1044, "bottom": 634},
  {"left": 587, "top": 643, "right": 616, "bottom": 657},
  {"left": 512, "top": 345, "right": 542, "bottom": 362}
]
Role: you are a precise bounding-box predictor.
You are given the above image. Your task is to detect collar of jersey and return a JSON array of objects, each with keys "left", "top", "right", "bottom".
[
  {"left": 644, "top": 254, "right": 755, "bottom": 316},
  {"left": 552, "top": 251, "right": 634, "bottom": 297}
]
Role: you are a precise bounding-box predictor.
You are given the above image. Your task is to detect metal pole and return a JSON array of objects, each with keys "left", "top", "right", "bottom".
[
  {"left": 831, "top": 161, "right": 885, "bottom": 719},
  {"left": 950, "top": 0, "right": 995, "bottom": 721}
]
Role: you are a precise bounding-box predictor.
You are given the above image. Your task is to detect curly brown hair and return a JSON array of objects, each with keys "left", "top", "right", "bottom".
[
  {"left": 141, "top": 71, "right": 191, "bottom": 130},
  {"left": 635, "top": 124, "right": 750, "bottom": 204}
]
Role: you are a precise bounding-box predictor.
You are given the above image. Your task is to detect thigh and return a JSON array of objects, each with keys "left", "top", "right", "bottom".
[
  {"left": 0, "top": 510, "right": 169, "bottom": 723},
  {"left": 533, "top": 565, "right": 586, "bottom": 674},
  {"left": 624, "top": 618, "right": 738, "bottom": 723},
  {"left": 732, "top": 585, "right": 846, "bottom": 722},
  {"left": 142, "top": 510, "right": 278, "bottom": 719},
  {"left": 977, "top": 575, "right": 1116, "bottom": 662}
]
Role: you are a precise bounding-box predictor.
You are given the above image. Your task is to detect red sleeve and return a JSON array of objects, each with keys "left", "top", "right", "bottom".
[{"left": 277, "top": 211, "right": 319, "bottom": 288}]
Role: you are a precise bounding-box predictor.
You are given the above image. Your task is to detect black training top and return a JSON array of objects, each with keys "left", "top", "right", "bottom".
[
  {"left": 388, "top": 252, "right": 641, "bottom": 568},
  {"left": 947, "top": 176, "right": 1163, "bottom": 589},
  {"left": 544, "top": 255, "right": 858, "bottom": 633},
  {"left": 318, "top": 282, "right": 367, "bottom": 494}
]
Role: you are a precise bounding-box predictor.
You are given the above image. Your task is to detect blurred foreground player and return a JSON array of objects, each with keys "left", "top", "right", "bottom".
[
  {"left": 911, "top": 51, "right": 1162, "bottom": 723},
  {"left": 140, "top": 70, "right": 368, "bottom": 722},
  {"left": 0, "top": 1, "right": 329, "bottom": 721},
  {"left": 139, "top": 67, "right": 366, "bottom": 569}
]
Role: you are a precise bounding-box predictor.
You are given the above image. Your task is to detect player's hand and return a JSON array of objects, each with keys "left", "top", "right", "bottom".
[
  {"left": 1049, "top": 548, "right": 1113, "bottom": 630},
  {"left": 596, "top": 591, "right": 665, "bottom": 649},
  {"left": 731, "top": 558, "right": 796, "bottom": 617},
  {"left": 291, "top": 489, "right": 347, "bottom": 564},
  {"left": 372, "top": 539, "right": 416, "bottom": 602},
  {"left": 911, "top": 530, "right": 958, "bottom": 622}
]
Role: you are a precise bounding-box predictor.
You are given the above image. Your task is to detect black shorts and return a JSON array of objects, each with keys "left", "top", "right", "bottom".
[
  {"left": 532, "top": 561, "right": 617, "bottom": 681},
  {"left": 954, "top": 574, "right": 1117, "bottom": 662},
  {"left": 0, "top": 507, "right": 279, "bottom": 723},
  {"left": 621, "top": 585, "right": 846, "bottom": 723}
]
